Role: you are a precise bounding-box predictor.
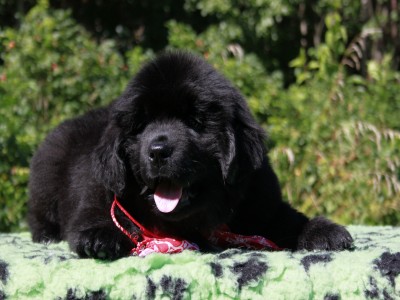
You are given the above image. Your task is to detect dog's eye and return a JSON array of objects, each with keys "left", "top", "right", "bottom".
[
  {"left": 129, "top": 121, "right": 146, "bottom": 134},
  {"left": 187, "top": 118, "right": 204, "bottom": 132}
]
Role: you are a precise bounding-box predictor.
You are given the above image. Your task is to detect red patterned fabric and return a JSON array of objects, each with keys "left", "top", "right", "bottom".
[
  {"left": 133, "top": 238, "right": 199, "bottom": 257},
  {"left": 111, "top": 196, "right": 282, "bottom": 257},
  {"left": 207, "top": 225, "right": 282, "bottom": 250}
]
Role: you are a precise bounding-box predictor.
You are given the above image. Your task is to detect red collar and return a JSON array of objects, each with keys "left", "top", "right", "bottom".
[{"left": 111, "top": 195, "right": 282, "bottom": 256}]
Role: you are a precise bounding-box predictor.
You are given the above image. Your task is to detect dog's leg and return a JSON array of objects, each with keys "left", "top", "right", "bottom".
[
  {"left": 65, "top": 206, "right": 135, "bottom": 259},
  {"left": 229, "top": 162, "right": 353, "bottom": 251}
]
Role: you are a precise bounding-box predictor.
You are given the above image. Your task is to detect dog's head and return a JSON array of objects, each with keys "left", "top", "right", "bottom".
[{"left": 93, "top": 52, "right": 266, "bottom": 222}]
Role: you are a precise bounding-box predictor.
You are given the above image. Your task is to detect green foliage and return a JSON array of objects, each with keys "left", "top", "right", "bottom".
[
  {"left": 269, "top": 80, "right": 400, "bottom": 225},
  {"left": 290, "top": 12, "right": 349, "bottom": 85},
  {"left": 268, "top": 13, "right": 400, "bottom": 225},
  {"left": 184, "top": 0, "right": 300, "bottom": 74},
  {"left": 185, "top": 0, "right": 294, "bottom": 39},
  {"left": 0, "top": 0, "right": 399, "bottom": 231},
  {"left": 0, "top": 2, "right": 151, "bottom": 231}
]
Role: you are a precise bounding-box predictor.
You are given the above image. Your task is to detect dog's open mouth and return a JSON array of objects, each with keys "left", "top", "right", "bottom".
[{"left": 154, "top": 180, "right": 183, "bottom": 213}]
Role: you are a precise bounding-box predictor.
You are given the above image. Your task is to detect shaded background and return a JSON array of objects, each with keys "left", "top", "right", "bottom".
[{"left": 0, "top": 0, "right": 399, "bottom": 231}]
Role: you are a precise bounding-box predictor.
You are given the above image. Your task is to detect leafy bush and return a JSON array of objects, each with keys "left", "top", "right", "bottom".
[
  {"left": 0, "top": 1, "right": 151, "bottom": 231},
  {"left": 269, "top": 80, "right": 400, "bottom": 225},
  {"left": 267, "top": 13, "right": 400, "bottom": 225}
]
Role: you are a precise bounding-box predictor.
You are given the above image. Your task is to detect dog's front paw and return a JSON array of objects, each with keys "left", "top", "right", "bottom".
[
  {"left": 69, "top": 227, "right": 133, "bottom": 260},
  {"left": 297, "top": 217, "right": 353, "bottom": 251}
]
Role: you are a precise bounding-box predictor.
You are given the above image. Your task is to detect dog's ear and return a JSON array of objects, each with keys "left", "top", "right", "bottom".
[
  {"left": 112, "top": 87, "right": 145, "bottom": 135},
  {"left": 222, "top": 98, "right": 266, "bottom": 185},
  {"left": 92, "top": 121, "right": 126, "bottom": 195}
]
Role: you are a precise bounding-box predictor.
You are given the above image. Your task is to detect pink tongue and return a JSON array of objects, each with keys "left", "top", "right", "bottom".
[{"left": 154, "top": 181, "right": 182, "bottom": 213}]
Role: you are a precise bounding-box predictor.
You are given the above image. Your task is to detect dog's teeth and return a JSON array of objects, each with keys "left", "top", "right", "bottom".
[{"left": 140, "top": 186, "right": 149, "bottom": 195}]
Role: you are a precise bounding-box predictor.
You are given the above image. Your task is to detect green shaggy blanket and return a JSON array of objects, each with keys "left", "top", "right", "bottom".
[{"left": 0, "top": 226, "right": 399, "bottom": 299}]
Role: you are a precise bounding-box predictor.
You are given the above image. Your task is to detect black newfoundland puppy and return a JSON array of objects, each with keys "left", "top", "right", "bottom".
[{"left": 28, "top": 52, "right": 353, "bottom": 259}]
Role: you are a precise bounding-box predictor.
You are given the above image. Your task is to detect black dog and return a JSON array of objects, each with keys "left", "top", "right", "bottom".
[{"left": 28, "top": 52, "right": 353, "bottom": 259}]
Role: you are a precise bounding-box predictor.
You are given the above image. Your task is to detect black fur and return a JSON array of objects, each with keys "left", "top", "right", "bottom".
[{"left": 28, "top": 52, "right": 353, "bottom": 259}]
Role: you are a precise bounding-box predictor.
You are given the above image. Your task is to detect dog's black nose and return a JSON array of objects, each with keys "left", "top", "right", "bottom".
[{"left": 148, "top": 141, "right": 173, "bottom": 166}]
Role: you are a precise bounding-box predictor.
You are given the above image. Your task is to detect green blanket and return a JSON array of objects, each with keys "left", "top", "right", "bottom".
[{"left": 0, "top": 226, "right": 399, "bottom": 299}]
